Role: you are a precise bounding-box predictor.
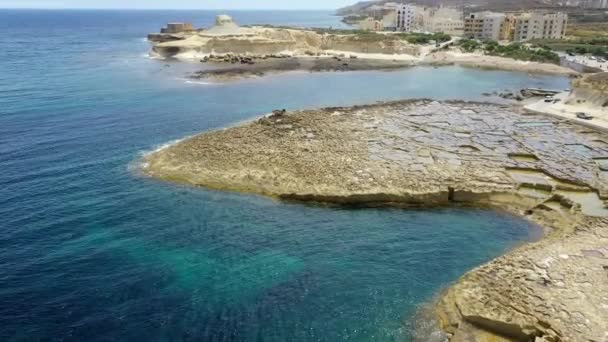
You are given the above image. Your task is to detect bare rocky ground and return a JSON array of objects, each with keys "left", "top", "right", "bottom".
[
  {"left": 191, "top": 57, "right": 415, "bottom": 81},
  {"left": 188, "top": 54, "right": 576, "bottom": 82},
  {"left": 143, "top": 100, "right": 608, "bottom": 341}
]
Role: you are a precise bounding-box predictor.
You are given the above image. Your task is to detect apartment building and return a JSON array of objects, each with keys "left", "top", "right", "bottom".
[
  {"left": 383, "top": 3, "right": 417, "bottom": 32},
  {"left": 511, "top": 12, "right": 567, "bottom": 41},
  {"left": 465, "top": 11, "right": 567, "bottom": 42},
  {"left": 464, "top": 12, "right": 505, "bottom": 41},
  {"left": 422, "top": 7, "right": 464, "bottom": 36}
]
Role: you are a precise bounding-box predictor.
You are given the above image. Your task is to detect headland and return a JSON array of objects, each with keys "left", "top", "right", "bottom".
[
  {"left": 147, "top": 15, "right": 577, "bottom": 82},
  {"left": 142, "top": 96, "right": 608, "bottom": 341},
  {"left": 144, "top": 14, "right": 608, "bottom": 342}
]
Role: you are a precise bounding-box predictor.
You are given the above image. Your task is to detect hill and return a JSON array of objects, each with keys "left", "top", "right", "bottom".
[{"left": 336, "top": 0, "right": 602, "bottom": 15}]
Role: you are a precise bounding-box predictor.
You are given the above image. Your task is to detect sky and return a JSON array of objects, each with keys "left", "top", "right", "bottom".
[{"left": 0, "top": 0, "right": 355, "bottom": 10}]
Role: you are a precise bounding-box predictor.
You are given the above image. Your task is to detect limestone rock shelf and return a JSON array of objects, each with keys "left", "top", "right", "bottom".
[{"left": 143, "top": 100, "right": 608, "bottom": 341}]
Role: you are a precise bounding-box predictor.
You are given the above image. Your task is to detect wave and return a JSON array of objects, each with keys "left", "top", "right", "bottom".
[
  {"left": 144, "top": 136, "right": 189, "bottom": 157},
  {"left": 128, "top": 136, "right": 192, "bottom": 174},
  {"left": 143, "top": 53, "right": 164, "bottom": 60},
  {"left": 184, "top": 80, "right": 215, "bottom": 85}
]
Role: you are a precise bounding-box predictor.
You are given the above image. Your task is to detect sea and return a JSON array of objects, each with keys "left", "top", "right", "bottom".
[{"left": 0, "top": 9, "right": 569, "bottom": 342}]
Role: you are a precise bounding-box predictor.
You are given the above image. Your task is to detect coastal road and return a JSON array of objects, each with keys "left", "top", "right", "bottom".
[{"left": 559, "top": 52, "right": 608, "bottom": 72}]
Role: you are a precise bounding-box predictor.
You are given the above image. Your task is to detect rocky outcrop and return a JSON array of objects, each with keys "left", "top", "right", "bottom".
[
  {"left": 149, "top": 15, "right": 421, "bottom": 58},
  {"left": 566, "top": 72, "right": 608, "bottom": 108},
  {"left": 438, "top": 212, "right": 608, "bottom": 341},
  {"left": 151, "top": 28, "right": 420, "bottom": 58},
  {"left": 191, "top": 57, "right": 415, "bottom": 82},
  {"left": 142, "top": 100, "right": 608, "bottom": 341}
]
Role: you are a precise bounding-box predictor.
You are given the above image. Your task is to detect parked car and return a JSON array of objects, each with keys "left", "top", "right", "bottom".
[{"left": 576, "top": 112, "right": 593, "bottom": 120}]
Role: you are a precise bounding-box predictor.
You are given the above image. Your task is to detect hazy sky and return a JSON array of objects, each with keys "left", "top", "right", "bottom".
[{"left": 0, "top": 0, "right": 355, "bottom": 9}]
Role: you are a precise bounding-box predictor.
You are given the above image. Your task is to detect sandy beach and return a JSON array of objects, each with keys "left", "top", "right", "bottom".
[{"left": 423, "top": 50, "right": 578, "bottom": 76}]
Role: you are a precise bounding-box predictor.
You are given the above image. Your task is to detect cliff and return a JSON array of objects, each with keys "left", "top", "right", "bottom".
[
  {"left": 148, "top": 16, "right": 421, "bottom": 59},
  {"left": 336, "top": 0, "right": 579, "bottom": 16}
]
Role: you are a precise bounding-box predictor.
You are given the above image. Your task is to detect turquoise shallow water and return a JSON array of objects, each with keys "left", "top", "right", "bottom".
[{"left": 0, "top": 9, "right": 562, "bottom": 342}]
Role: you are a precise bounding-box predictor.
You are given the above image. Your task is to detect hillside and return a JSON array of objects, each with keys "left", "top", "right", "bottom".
[{"left": 336, "top": 0, "right": 600, "bottom": 15}]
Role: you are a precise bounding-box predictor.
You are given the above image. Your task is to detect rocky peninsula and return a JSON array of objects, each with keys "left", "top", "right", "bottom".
[
  {"left": 144, "top": 14, "right": 608, "bottom": 341},
  {"left": 148, "top": 15, "right": 420, "bottom": 59},
  {"left": 148, "top": 15, "right": 577, "bottom": 82},
  {"left": 143, "top": 99, "right": 608, "bottom": 341}
]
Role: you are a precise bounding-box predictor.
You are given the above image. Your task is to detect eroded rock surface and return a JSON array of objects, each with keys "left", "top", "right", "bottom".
[
  {"left": 149, "top": 18, "right": 421, "bottom": 59},
  {"left": 567, "top": 72, "right": 608, "bottom": 108},
  {"left": 144, "top": 100, "right": 608, "bottom": 341}
]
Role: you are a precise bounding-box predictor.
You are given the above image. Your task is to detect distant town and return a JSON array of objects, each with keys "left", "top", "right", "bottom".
[{"left": 354, "top": 3, "right": 569, "bottom": 42}]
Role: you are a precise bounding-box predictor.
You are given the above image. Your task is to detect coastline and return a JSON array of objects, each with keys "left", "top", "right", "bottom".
[
  {"left": 422, "top": 51, "right": 578, "bottom": 76},
  {"left": 141, "top": 99, "right": 608, "bottom": 341},
  {"left": 179, "top": 51, "right": 577, "bottom": 82},
  {"left": 525, "top": 73, "right": 608, "bottom": 133},
  {"left": 191, "top": 56, "right": 417, "bottom": 82}
]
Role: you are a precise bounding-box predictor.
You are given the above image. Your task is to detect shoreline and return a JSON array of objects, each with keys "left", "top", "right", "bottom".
[
  {"left": 161, "top": 51, "right": 579, "bottom": 82},
  {"left": 422, "top": 51, "right": 578, "bottom": 76},
  {"left": 141, "top": 99, "right": 608, "bottom": 341},
  {"left": 191, "top": 56, "right": 416, "bottom": 82},
  {"left": 525, "top": 73, "right": 608, "bottom": 133}
]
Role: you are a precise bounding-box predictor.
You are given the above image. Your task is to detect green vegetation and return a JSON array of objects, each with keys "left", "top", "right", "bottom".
[
  {"left": 531, "top": 37, "right": 608, "bottom": 48},
  {"left": 484, "top": 41, "right": 560, "bottom": 64},
  {"left": 255, "top": 26, "right": 452, "bottom": 46},
  {"left": 311, "top": 28, "right": 452, "bottom": 45},
  {"left": 457, "top": 39, "right": 482, "bottom": 52},
  {"left": 395, "top": 32, "right": 451, "bottom": 45},
  {"left": 310, "top": 28, "right": 397, "bottom": 42},
  {"left": 529, "top": 37, "right": 608, "bottom": 58},
  {"left": 311, "top": 28, "right": 372, "bottom": 35},
  {"left": 457, "top": 39, "right": 560, "bottom": 64},
  {"left": 352, "top": 31, "right": 400, "bottom": 42},
  {"left": 566, "top": 23, "right": 608, "bottom": 39},
  {"left": 566, "top": 46, "right": 608, "bottom": 58}
]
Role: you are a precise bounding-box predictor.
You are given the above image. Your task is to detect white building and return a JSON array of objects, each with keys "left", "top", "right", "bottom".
[
  {"left": 422, "top": 7, "right": 464, "bottom": 35},
  {"left": 426, "top": 18, "right": 464, "bottom": 36},
  {"left": 481, "top": 13, "right": 506, "bottom": 40},
  {"left": 383, "top": 3, "right": 416, "bottom": 32}
]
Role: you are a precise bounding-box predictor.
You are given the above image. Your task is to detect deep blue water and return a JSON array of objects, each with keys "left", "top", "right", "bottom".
[{"left": 0, "top": 9, "right": 565, "bottom": 342}]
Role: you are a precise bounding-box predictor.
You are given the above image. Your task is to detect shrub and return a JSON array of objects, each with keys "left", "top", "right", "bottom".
[
  {"left": 458, "top": 39, "right": 481, "bottom": 52},
  {"left": 397, "top": 32, "right": 451, "bottom": 45},
  {"left": 479, "top": 42, "right": 560, "bottom": 64}
]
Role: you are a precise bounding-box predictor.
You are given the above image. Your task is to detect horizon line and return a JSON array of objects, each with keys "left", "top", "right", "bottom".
[{"left": 0, "top": 7, "right": 340, "bottom": 11}]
